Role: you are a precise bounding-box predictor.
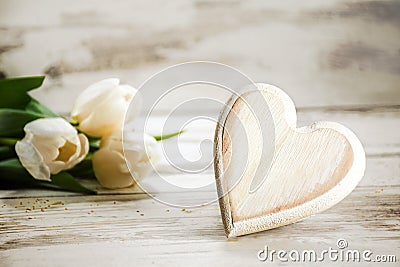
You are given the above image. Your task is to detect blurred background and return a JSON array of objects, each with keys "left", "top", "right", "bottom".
[{"left": 1, "top": 0, "right": 399, "bottom": 115}]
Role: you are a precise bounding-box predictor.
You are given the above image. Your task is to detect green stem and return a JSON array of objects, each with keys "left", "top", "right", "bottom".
[
  {"left": 153, "top": 130, "right": 185, "bottom": 142},
  {"left": 84, "top": 152, "right": 93, "bottom": 160},
  {"left": 0, "top": 137, "right": 19, "bottom": 146},
  {"left": 69, "top": 120, "right": 79, "bottom": 126}
]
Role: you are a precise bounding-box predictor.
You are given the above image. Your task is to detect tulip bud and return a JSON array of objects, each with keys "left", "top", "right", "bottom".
[
  {"left": 71, "top": 78, "right": 140, "bottom": 138},
  {"left": 15, "top": 118, "right": 89, "bottom": 181},
  {"left": 93, "top": 131, "right": 161, "bottom": 189}
]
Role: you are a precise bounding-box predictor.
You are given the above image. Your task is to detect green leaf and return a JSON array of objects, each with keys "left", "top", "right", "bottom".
[
  {"left": 0, "top": 137, "right": 18, "bottom": 146},
  {"left": 0, "top": 146, "right": 16, "bottom": 161},
  {"left": 50, "top": 172, "right": 95, "bottom": 194},
  {"left": 153, "top": 130, "right": 185, "bottom": 141},
  {"left": 0, "top": 76, "right": 45, "bottom": 109},
  {"left": 67, "top": 157, "right": 95, "bottom": 179},
  {"left": 0, "top": 158, "right": 95, "bottom": 194},
  {"left": 88, "top": 137, "right": 101, "bottom": 149},
  {"left": 0, "top": 109, "right": 43, "bottom": 137},
  {"left": 0, "top": 158, "right": 41, "bottom": 187},
  {"left": 25, "top": 98, "right": 59, "bottom": 117}
]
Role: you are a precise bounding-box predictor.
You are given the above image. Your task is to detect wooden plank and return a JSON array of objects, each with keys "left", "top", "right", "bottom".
[{"left": 0, "top": 186, "right": 398, "bottom": 266}]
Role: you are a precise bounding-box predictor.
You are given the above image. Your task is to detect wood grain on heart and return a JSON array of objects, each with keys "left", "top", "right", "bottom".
[{"left": 214, "top": 83, "right": 366, "bottom": 237}]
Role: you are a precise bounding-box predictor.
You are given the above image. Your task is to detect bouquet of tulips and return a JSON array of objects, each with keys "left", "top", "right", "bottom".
[{"left": 0, "top": 76, "right": 180, "bottom": 194}]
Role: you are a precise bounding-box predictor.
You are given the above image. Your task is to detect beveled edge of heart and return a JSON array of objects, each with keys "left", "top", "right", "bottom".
[{"left": 214, "top": 83, "right": 366, "bottom": 237}]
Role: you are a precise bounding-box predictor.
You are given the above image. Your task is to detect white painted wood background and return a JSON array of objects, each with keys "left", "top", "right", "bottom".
[{"left": 0, "top": 0, "right": 399, "bottom": 266}]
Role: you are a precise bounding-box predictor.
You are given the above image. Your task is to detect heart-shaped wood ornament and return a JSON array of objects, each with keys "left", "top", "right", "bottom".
[{"left": 214, "top": 83, "right": 365, "bottom": 237}]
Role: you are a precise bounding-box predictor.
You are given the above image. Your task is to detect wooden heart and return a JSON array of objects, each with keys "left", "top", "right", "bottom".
[{"left": 214, "top": 83, "right": 365, "bottom": 237}]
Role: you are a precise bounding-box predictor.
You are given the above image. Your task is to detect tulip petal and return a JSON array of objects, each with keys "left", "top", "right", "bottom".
[
  {"left": 31, "top": 135, "right": 65, "bottom": 163},
  {"left": 15, "top": 137, "right": 51, "bottom": 181},
  {"left": 71, "top": 78, "right": 119, "bottom": 122},
  {"left": 78, "top": 97, "right": 127, "bottom": 137},
  {"left": 48, "top": 161, "right": 69, "bottom": 174},
  {"left": 15, "top": 118, "right": 89, "bottom": 178},
  {"left": 71, "top": 79, "right": 140, "bottom": 138},
  {"left": 50, "top": 134, "right": 89, "bottom": 173},
  {"left": 25, "top": 117, "right": 77, "bottom": 137},
  {"left": 55, "top": 140, "right": 77, "bottom": 162},
  {"left": 77, "top": 133, "right": 89, "bottom": 161},
  {"left": 64, "top": 133, "right": 90, "bottom": 170},
  {"left": 92, "top": 148, "right": 134, "bottom": 189},
  {"left": 125, "top": 150, "right": 152, "bottom": 180}
]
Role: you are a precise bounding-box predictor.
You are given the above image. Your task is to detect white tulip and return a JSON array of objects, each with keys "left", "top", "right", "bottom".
[
  {"left": 15, "top": 118, "right": 89, "bottom": 181},
  {"left": 93, "top": 130, "right": 161, "bottom": 189},
  {"left": 71, "top": 78, "right": 140, "bottom": 138}
]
